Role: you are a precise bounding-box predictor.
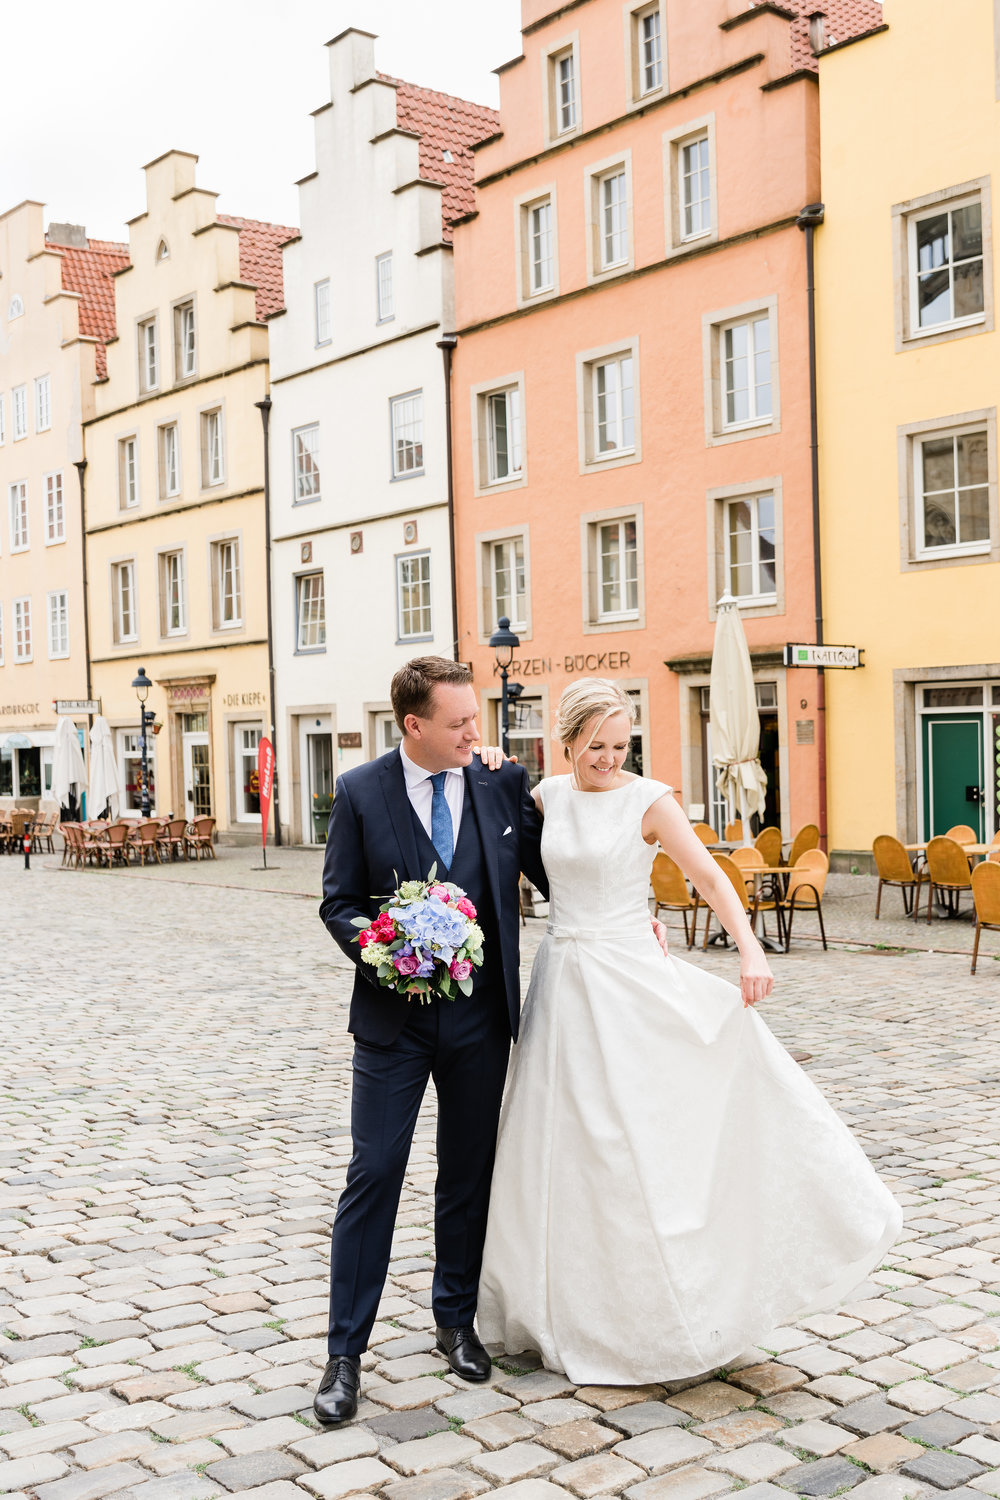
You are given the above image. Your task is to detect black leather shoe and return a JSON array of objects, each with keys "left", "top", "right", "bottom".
[
  {"left": 313, "top": 1355, "right": 361, "bottom": 1425},
  {"left": 435, "top": 1325, "right": 491, "bottom": 1382}
]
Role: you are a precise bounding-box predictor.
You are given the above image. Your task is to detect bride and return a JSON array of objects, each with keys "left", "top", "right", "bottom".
[{"left": 477, "top": 678, "right": 901, "bottom": 1385}]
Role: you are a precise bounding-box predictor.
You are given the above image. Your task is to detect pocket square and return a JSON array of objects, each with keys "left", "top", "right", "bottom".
[{"left": 502, "top": 826, "right": 512, "bottom": 837}]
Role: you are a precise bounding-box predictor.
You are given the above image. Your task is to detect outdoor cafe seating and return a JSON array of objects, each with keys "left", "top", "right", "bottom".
[
  {"left": 59, "top": 815, "right": 216, "bottom": 868},
  {"left": 971, "top": 861, "right": 1000, "bottom": 975}
]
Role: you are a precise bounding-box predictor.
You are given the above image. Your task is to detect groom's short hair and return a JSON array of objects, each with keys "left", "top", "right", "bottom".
[{"left": 392, "top": 657, "right": 473, "bottom": 732}]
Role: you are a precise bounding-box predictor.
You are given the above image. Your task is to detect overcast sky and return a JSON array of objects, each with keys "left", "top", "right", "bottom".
[{"left": 2, "top": 1, "right": 522, "bottom": 243}]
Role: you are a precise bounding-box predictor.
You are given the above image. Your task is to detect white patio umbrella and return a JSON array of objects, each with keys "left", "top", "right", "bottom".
[
  {"left": 51, "top": 715, "right": 88, "bottom": 811},
  {"left": 88, "top": 716, "right": 123, "bottom": 821},
  {"left": 709, "top": 594, "right": 768, "bottom": 845}
]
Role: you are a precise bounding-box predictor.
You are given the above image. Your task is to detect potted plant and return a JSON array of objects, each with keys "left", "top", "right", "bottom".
[{"left": 312, "top": 792, "right": 334, "bottom": 842}]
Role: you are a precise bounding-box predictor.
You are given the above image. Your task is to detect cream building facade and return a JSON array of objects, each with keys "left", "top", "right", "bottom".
[
  {"left": 268, "top": 30, "right": 498, "bottom": 844},
  {"left": 0, "top": 202, "right": 126, "bottom": 808},
  {"left": 84, "top": 152, "right": 292, "bottom": 837},
  {"left": 816, "top": 0, "right": 1000, "bottom": 861}
]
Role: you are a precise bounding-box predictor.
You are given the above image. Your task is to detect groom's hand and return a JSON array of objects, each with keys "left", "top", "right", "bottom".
[
  {"left": 472, "top": 746, "right": 519, "bottom": 771},
  {"left": 650, "top": 916, "right": 669, "bottom": 955}
]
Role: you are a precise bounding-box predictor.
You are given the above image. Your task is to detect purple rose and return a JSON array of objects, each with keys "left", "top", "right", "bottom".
[
  {"left": 450, "top": 959, "right": 472, "bottom": 981},
  {"left": 394, "top": 953, "right": 419, "bottom": 976}
]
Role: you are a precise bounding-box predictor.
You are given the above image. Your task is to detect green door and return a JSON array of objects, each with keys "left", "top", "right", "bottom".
[{"left": 922, "top": 715, "right": 985, "bottom": 839}]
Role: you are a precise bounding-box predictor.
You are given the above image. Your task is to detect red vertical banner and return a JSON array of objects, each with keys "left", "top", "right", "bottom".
[{"left": 258, "top": 737, "right": 275, "bottom": 854}]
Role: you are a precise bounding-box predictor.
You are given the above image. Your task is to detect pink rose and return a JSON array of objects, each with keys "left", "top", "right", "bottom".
[
  {"left": 455, "top": 897, "right": 477, "bottom": 919},
  {"left": 450, "top": 958, "right": 472, "bottom": 981},
  {"left": 358, "top": 928, "right": 374, "bottom": 949},
  {"left": 374, "top": 914, "right": 395, "bottom": 938},
  {"left": 427, "top": 884, "right": 451, "bottom": 902},
  {"left": 394, "top": 953, "right": 420, "bottom": 976}
]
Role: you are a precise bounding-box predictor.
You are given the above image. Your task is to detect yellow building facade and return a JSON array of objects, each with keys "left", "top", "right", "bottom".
[
  {"left": 816, "top": 0, "right": 1000, "bottom": 862},
  {"left": 0, "top": 203, "right": 125, "bottom": 808},
  {"left": 85, "top": 152, "right": 291, "bottom": 837}
]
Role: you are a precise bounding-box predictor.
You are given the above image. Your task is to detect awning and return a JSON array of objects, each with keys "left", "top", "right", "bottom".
[{"left": 2, "top": 731, "right": 57, "bottom": 751}]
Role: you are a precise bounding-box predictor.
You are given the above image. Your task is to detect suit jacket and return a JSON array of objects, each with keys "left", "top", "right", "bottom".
[{"left": 319, "top": 749, "right": 548, "bottom": 1046}]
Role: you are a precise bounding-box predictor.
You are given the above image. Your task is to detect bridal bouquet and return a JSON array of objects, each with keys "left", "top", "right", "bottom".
[{"left": 352, "top": 866, "right": 485, "bottom": 1003}]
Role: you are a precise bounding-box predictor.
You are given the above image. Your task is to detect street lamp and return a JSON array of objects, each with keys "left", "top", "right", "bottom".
[
  {"left": 131, "top": 667, "right": 153, "bottom": 819},
  {"left": 489, "top": 616, "right": 520, "bottom": 756}
]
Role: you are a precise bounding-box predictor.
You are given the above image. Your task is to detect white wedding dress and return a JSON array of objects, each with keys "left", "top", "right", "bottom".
[{"left": 477, "top": 775, "right": 902, "bottom": 1385}]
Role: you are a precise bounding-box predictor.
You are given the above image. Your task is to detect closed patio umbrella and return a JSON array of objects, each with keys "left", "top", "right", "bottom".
[
  {"left": 88, "top": 716, "right": 122, "bottom": 821},
  {"left": 51, "top": 716, "right": 88, "bottom": 812},
  {"left": 709, "top": 594, "right": 768, "bottom": 845}
]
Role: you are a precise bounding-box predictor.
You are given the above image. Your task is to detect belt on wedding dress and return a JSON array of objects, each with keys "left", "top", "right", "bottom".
[{"left": 546, "top": 922, "right": 652, "bottom": 942}]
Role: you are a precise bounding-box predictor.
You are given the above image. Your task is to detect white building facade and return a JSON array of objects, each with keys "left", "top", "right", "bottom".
[{"left": 268, "top": 28, "right": 498, "bottom": 844}]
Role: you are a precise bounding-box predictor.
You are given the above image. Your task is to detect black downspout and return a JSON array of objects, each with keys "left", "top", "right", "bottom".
[
  {"left": 796, "top": 202, "right": 827, "bottom": 851},
  {"left": 73, "top": 460, "right": 93, "bottom": 710},
  {"left": 437, "top": 334, "right": 460, "bottom": 662},
  {"left": 255, "top": 396, "right": 282, "bottom": 846}
]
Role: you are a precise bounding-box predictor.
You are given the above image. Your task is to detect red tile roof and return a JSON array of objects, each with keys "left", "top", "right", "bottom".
[
  {"left": 49, "top": 237, "right": 129, "bottom": 380},
  {"left": 216, "top": 214, "right": 298, "bottom": 321},
  {"left": 785, "top": 0, "right": 883, "bottom": 70},
  {"left": 381, "top": 76, "right": 500, "bottom": 241}
]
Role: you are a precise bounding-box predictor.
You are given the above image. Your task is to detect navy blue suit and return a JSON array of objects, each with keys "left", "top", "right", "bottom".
[{"left": 319, "top": 749, "right": 547, "bottom": 1355}]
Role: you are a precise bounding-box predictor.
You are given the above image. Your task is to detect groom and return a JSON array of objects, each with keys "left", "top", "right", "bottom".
[{"left": 315, "top": 656, "right": 547, "bottom": 1423}]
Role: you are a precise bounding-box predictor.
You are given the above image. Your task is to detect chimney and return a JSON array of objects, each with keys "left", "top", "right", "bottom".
[
  {"left": 47, "top": 222, "right": 88, "bottom": 248},
  {"left": 808, "top": 12, "right": 827, "bottom": 53}
]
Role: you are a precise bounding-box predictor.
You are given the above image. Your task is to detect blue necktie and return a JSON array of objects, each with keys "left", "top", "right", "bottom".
[{"left": 429, "top": 771, "right": 454, "bottom": 869}]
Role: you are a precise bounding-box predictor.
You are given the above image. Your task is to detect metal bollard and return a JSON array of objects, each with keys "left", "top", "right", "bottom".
[{"left": 23, "top": 833, "right": 31, "bottom": 870}]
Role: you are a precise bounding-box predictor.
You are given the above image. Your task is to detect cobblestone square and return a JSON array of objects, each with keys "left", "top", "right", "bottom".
[{"left": 3, "top": 850, "right": 1000, "bottom": 1496}]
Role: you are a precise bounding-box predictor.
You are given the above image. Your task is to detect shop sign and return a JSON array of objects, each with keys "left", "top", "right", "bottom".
[
  {"left": 338, "top": 732, "right": 362, "bottom": 749},
  {"left": 492, "top": 650, "right": 633, "bottom": 678},
  {"left": 222, "top": 691, "right": 267, "bottom": 708},
  {"left": 783, "top": 644, "right": 863, "bottom": 669},
  {"left": 0, "top": 702, "right": 40, "bottom": 717},
  {"left": 54, "top": 699, "right": 101, "bottom": 714}
]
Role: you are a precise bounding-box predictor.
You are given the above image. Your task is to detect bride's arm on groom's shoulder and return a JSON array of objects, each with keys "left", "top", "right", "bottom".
[{"left": 643, "top": 794, "right": 773, "bottom": 1009}]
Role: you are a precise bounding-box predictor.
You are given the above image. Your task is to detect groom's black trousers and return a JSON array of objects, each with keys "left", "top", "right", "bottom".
[{"left": 328, "top": 988, "right": 511, "bottom": 1357}]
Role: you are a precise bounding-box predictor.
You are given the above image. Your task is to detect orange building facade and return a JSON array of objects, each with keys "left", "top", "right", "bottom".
[{"left": 451, "top": 0, "right": 876, "bottom": 837}]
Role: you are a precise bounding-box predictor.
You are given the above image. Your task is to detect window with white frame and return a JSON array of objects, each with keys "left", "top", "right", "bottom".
[
  {"left": 212, "top": 538, "right": 242, "bottom": 629},
  {"left": 396, "top": 551, "right": 432, "bottom": 640},
  {"left": 593, "top": 354, "right": 634, "bottom": 456},
  {"left": 527, "top": 197, "right": 554, "bottom": 295},
  {"left": 112, "top": 561, "right": 137, "bottom": 644},
  {"left": 44, "top": 471, "right": 64, "bottom": 543},
  {"left": 597, "top": 517, "right": 639, "bottom": 620},
  {"left": 174, "top": 300, "right": 196, "bottom": 380},
  {"left": 726, "top": 493, "right": 777, "bottom": 602},
  {"left": 158, "top": 422, "right": 180, "bottom": 498},
  {"left": 485, "top": 386, "right": 523, "bottom": 485},
  {"left": 315, "top": 279, "right": 331, "bottom": 345},
  {"left": 916, "top": 428, "right": 990, "bottom": 555},
  {"left": 550, "top": 45, "right": 578, "bottom": 136},
  {"left": 9, "top": 481, "right": 28, "bottom": 551},
  {"left": 293, "top": 424, "right": 320, "bottom": 502},
  {"left": 201, "top": 408, "right": 223, "bottom": 487},
  {"left": 236, "top": 724, "right": 263, "bottom": 820},
  {"left": 639, "top": 5, "right": 663, "bottom": 93},
  {"left": 681, "top": 134, "right": 711, "bottom": 241},
  {"left": 596, "top": 166, "right": 629, "bottom": 272},
  {"left": 13, "top": 597, "right": 31, "bottom": 662},
  {"left": 296, "top": 571, "right": 326, "bottom": 651},
  {"left": 47, "top": 590, "right": 69, "bottom": 659},
  {"left": 138, "top": 317, "right": 158, "bottom": 393},
  {"left": 34, "top": 375, "right": 51, "bottom": 432},
  {"left": 722, "top": 314, "right": 772, "bottom": 429},
  {"left": 119, "top": 436, "right": 139, "bottom": 509},
  {"left": 12, "top": 385, "right": 27, "bottom": 440},
  {"left": 391, "top": 391, "right": 424, "bottom": 477},
  {"left": 910, "top": 196, "right": 984, "bottom": 333},
  {"left": 159, "top": 550, "right": 186, "bottom": 636},
  {"left": 376, "top": 254, "right": 394, "bottom": 322},
  {"left": 0, "top": 394, "right": 6, "bottom": 445},
  {"left": 489, "top": 536, "right": 527, "bottom": 633}
]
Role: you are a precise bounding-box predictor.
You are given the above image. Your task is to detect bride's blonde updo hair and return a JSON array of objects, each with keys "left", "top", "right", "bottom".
[{"left": 555, "top": 678, "right": 635, "bottom": 766}]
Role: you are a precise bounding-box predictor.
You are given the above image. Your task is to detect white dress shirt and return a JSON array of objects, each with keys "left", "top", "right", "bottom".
[{"left": 399, "top": 741, "right": 465, "bottom": 845}]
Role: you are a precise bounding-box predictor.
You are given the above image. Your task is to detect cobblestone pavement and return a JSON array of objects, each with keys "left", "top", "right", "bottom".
[{"left": 3, "top": 851, "right": 1000, "bottom": 1500}]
